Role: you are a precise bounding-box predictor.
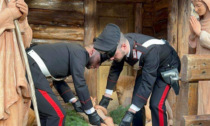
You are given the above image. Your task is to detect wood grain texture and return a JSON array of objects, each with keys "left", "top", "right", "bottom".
[
  {"left": 176, "top": 82, "right": 198, "bottom": 126},
  {"left": 32, "top": 39, "right": 83, "bottom": 46},
  {"left": 28, "top": 9, "right": 84, "bottom": 27},
  {"left": 181, "top": 55, "right": 210, "bottom": 82},
  {"left": 167, "top": 0, "right": 178, "bottom": 50},
  {"left": 198, "top": 81, "right": 210, "bottom": 115},
  {"left": 177, "top": 0, "right": 191, "bottom": 58},
  {"left": 135, "top": 3, "right": 143, "bottom": 33},
  {"left": 25, "top": 0, "right": 84, "bottom": 13},
  {"left": 97, "top": 0, "right": 145, "bottom": 3},
  {"left": 181, "top": 115, "right": 210, "bottom": 126},
  {"left": 31, "top": 25, "right": 84, "bottom": 41}
]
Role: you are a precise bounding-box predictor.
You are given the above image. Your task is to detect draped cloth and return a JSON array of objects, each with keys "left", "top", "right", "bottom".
[
  {"left": 0, "top": 0, "right": 32, "bottom": 125},
  {"left": 189, "top": 0, "right": 210, "bottom": 54}
]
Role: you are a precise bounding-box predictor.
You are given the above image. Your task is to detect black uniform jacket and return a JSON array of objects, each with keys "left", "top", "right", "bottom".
[
  {"left": 106, "top": 33, "right": 180, "bottom": 108},
  {"left": 27, "top": 43, "right": 93, "bottom": 110}
]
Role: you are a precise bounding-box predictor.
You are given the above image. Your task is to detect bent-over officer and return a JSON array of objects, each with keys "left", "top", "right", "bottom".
[
  {"left": 27, "top": 43, "right": 107, "bottom": 126},
  {"left": 94, "top": 24, "right": 181, "bottom": 126}
]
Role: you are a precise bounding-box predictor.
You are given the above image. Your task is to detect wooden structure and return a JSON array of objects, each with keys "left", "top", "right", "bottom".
[
  {"left": 181, "top": 115, "right": 210, "bottom": 126},
  {"left": 25, "top": 0, "right": 208, "bottom": 125}
]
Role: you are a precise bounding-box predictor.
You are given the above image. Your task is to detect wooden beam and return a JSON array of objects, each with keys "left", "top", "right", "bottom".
[
  {"left": 177, "top": 0, "right": 191, "bottom": 59},
  {"left": 181, "top": 115, "right": 210, "bottom": 126},
  {"left": 31, "top": 25, "right": 84, "bottom": 41},
  {"left": 167, "top": 0, "right": 178, "bottom": 50},
  {"left": 135, "top": 3, "right": 143, "bottom": 33},
  {"left": 28, "top": 9, "right": 84, "bottom": 27},
  {"left": 97, "top": 0, "right": 146, "bottom": 3},
  {"left": 84, "top": 0, "right": 96, "bottom": 46},
  {"left": 84, "top": 0, "right": 98, "bottom": 99},
  {"left": 181, "top": 55, "right": 210, "bottom": 82},
  {"left": 32, "top": 39, "right": 83, "bottom": 46},
  {"left": 25, "top": 0, "right": 84, "bottom": 13}
]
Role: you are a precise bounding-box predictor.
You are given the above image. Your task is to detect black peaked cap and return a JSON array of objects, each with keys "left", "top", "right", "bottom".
[{"left": 94, "top": 23, "right": 121, "bottom": 56}]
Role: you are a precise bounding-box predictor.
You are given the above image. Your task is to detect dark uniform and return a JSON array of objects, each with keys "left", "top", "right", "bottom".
[
  {"left": 27, "top": 43, "right": 93, "bottom": 126},
  {"left": 94, "top": 24, "right": 181, "bottom": 126}
]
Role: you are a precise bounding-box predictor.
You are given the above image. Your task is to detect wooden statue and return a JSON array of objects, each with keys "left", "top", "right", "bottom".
[
  {"left": 0, "top": 0, "right": 32, "bottom": 125},
  {"left": 190, "top": 0, "right": 210, "bottom": 115}
]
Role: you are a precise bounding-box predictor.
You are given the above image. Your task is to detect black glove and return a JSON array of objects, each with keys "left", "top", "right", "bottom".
[
  {"left": 119, "top": 111, "right": 135, "bottom": 126},
  {"left": 72, "top": 100, "right": 83, "bottom": 113},
  {"left": 99, "top": 95, "right": 113, "bottom": 109},
  {"left": 88, "top": 111, "right": 104, "bottom": 126}
]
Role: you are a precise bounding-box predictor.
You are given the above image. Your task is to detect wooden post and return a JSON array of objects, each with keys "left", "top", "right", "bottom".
[
  {"left": 84, "top": 0, "right": 97, "bottom": 99},
  {"left": 176, "top": 0, "right": 191, "bottom": 125},
  {"left": 177, "top": 0, "right": 191, "bottom": 58},
  {"left": 167, "top": 0, "right": 179, "bottom": 124},
  {"left": 167, "top": 0, "right": 178, "bottom": 50}
]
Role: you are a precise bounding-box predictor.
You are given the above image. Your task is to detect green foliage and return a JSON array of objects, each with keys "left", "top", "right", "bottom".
[
  {"left": 109, "top": 105, "right": 130, "bottom": 124},
  {"left": 65, "top": 109, "right": 88, "bottom": 126}
]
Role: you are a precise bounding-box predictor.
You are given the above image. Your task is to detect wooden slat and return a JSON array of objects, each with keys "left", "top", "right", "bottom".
[
  {"left": 154, "top": 0, "right": 169, "bottom": 11},
  {"left": 97, "top": 0, "right": 145, "bottom": 3},
  {"left": 175, "top": 82, "right": 198, "bottom": 126},
  {"left": 177, "top": 0, "right": 191, "bottom": 58},
  {"left": 188, "top": 83, "right": 198, "bottom": 115},
  {"left": 181, "top": 55, "right": 210, "bottom": 82},
  {"left": 31, "top": 25, "right": 84, "bottom": 41},
  {"left": 97, "top": 3, "right": 134, "bottom": 17},
  {"left": 28, "top": 9, "right": 84, "bottom": 27},
  {"left": 25, "top": 0, "right": 84, "bottom": 13},
  {"left": 154, "top": 9, "right": 168, "bottom": 22},
  {"left": 167, "top": 0, "right": 178, "bottom": 50},
  {"left": 181, "top": 115, "right": 210, "bottom": 126},
  {"left": 135, "top": 3, "right": 143, "bottom": 33},
  {"left": 32, "top": 39, "right": 83, "bottom": 46},
  {"left": 198, "top": 81, "right": 210, "bottom": 115}
]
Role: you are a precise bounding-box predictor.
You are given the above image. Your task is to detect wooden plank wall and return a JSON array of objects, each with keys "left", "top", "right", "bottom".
[
  {"left": 26, "top": 0, "right": 84, "bottom": 45},
  {"left": 142, "top": 1, "right": 154, "bottom": 36},
  {"left": 152, "top": 0, "right": 169, "bottom": 39}
]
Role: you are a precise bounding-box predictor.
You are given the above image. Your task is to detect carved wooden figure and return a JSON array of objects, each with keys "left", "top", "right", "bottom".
[
  {"left": 0, "top": 0, "right": 32, "bottom": 125},
  {"left": 189, "top": 0, "right": 210, "bottom": 115}
]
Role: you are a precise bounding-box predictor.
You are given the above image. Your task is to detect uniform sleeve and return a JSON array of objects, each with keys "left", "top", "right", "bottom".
[
  {"left": 0, "top": 8, "right": 15, "bottom": 35},
  {"left": 199, "top": 31, "right": 210, "bottom": 49},
  {"left": 70, "top": 50, "right": 93, "bottom": 110},
  {"left": 132, "top": 47, "right": 159, "bottom": 108},
  {"left": 106, "top": 59, "right": 125, "bottom": 90},
  {"left": 53, "top": 80, "right": 75, "bottom": 103}
]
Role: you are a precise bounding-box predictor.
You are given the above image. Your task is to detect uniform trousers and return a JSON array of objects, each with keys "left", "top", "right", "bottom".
[{"left": 132, "top": 74, "right": 170, "bottom": 126}]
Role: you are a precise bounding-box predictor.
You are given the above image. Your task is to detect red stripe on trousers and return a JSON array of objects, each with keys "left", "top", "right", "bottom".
[
  {"left": 39, "top": 90, "right": 64, "bottom": 126},
  {"left": 158, "top": 85, "right": 170, "bottom": 126}
]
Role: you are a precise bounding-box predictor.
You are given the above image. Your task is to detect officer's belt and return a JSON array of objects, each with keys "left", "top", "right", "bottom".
[
  {"left": 133, "top": 39, "right": 165, "bottom": 70},
  {"left": 28, "top": 49, "right": 65, "bottom": 81}
]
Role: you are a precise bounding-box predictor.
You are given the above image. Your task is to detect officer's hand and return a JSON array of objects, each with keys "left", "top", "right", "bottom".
[
  {"left": 72, "top": 100, "right": 83, "bottom": 113},
  {"left": 119, "top": 111, "right": 135, "bottom": 126},
  {"left": 88, "top": 111, "right": 104, "bottom": 126},
  {"left": 99, "top": 95, "right": 112, "bottom": 109}
]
